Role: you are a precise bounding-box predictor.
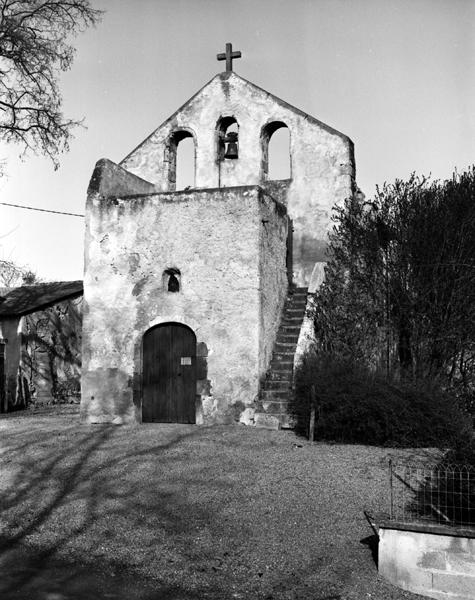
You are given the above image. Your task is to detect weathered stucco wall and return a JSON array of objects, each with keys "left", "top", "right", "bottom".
[
  {"left": 258, "top": 195, "right": 288, "bottom": 376},
  {"left": 120, "top": 72, "right": 354, "bottom": 285},
  {"left": 379, "top": 525, "right": 475, "bottom": 600},
  {"left": 88, "top": 158, "right": 157, "bottom": 198},
  {"left": 82, "top": 183, "right": 287, "bottom": 424}
]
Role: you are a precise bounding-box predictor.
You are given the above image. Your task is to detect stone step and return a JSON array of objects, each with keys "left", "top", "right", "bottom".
[
  {"left": 269, "top": 362, "right": 294, "bottom": 372},
  {"left": 287, "top": 294, "right": 307, "bottom": 302},
  {"left": 280, "top": 414, "right": 295, "bottom": 429},
  {"left": 271, "top": 352, "right": 294, "bottom": 361},
  {"left": 287, "top": 300, "right": 306, "bottom": 306},
  {"left": 277, "top": 324, "right": 301, "bottom": 335},
  {"left": 269, "top": 366, "right": 293, "bottom": 375},
  {"left": 257, "top": 286, "right": 308, "bottom": 428},
  {"left": 267, "top": 370, "right": 293, "bottom": 381},
  {"left": 281, "top": 320, "right": 304, "bottom": 328},
  {"left": 281, "top": 319, "right": 304, "bottom": 326},
  {"left": 274, "top": 340, "right": 297, "bottom": 353},
  {"left": 286, "top": 306, "right": 306, "bottom": 314},
  {"left": 280, "top": 323, "right": 303, "bottom": 331},
  {"left": 254, "top": 413, "right": 281, "bottom": 430},
  {"left": 284, "top": 306, "right": 305, "bottom": 314},
  {"left": 276, "top": 334, "right": 300, "bottom": 344},
  {"left": 261, "top": 388, "right": 291, "bottom": 397},
  {"left": 285, "top": 313, "right": 305, "bottom": 320},
  {"left": 273, "top": 345, "right": 295, "bottom": 354},
  {"left": 262, "top": 380, "right": 292, "bottom": 390},
  {"left": 261, "top": 389, "right": 290, "bottom": 399},
  {"left": 273, "top": 353, "right": 294, "bottom": 363},
  {"left": 260, "top": 400, "right": 291, "bottom": 415},
  {"left": 285, "top": 300, "right": 307, "bottom": 308},
  {"left": 282, "top": 313, "right": 304, "bottom": 320},
  {"left": 287, "top": 292, "right": 307, "bottom": 299}
]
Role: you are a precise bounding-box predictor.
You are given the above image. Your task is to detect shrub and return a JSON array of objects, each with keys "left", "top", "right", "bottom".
[
  {"left": 293, "top": 356, "right": 472, "bottom": 448},
  {"left": 446, "top": 434, "right": 475, "bottom": 467}
]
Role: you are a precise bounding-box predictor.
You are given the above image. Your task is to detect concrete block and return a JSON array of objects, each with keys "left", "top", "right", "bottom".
[
  {"left": 446, "top": 551, "right": 475, "bottom": 576},
  {"left": 379, "top": 526, "right": 475, "bottom": 600},
  {"left": 433, "top": 572, "right": 475, "bottom": 598},
  {"left": 418, "top": 551, "right": 447, "bottom": 571},
  {"left": 421, "top": 591, "right": 470, "bottom": 600}
]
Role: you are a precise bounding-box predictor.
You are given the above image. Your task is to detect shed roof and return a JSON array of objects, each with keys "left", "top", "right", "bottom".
[{"left": 0, "top": 281, "right": 83, "bottom": 318}]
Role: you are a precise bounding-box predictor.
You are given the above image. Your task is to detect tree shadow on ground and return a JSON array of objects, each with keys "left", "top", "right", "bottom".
[
  {"left": 0, "top": 417, "right": 407, "bottom": 600},
  {"left": 0, "top": 543, "right": 196, "bottom": 600},
  {"left": 0, "top": 423, "right": 222, "bottom": 599}
]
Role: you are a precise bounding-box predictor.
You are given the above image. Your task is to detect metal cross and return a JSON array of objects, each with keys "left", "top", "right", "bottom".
[{"left": 217, "top": 43, "right": 242, "bottom": 72}]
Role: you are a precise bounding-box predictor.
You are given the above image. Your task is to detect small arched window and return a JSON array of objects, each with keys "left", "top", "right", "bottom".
[
  {"left": 163, "top": 268, "right": 181, "bottom": 293},
  {"left": 261, "top": 121, "right": 291, "bottom": 181},
  {"left": 167, "top": 130, "right": 195, "bottom": 191},
  {"left": 216, "top": 116, "right": 239, "bottom": 161}
]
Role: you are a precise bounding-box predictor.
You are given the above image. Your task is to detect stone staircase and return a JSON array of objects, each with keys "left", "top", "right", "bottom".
[{"left": 256, "top": 286, "right": 308, "bottom": 428}]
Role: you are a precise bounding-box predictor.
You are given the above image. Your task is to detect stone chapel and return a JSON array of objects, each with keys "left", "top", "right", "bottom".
[{"left": 81, "top": 45, "right": 355, "bottom": 427}]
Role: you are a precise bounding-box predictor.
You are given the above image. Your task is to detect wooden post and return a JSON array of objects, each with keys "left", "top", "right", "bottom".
[
  {"left": 389, "top": 459, "right": 393, "bottom": 520},
  {"left": 308, "top": 384, "right": 316, "bottom": 442},
  {"left": 0, "top": 340, "right": 5, "bottom": 413},
  {"left": 286, "top": 217, "right": 293, "bottom": 286}
]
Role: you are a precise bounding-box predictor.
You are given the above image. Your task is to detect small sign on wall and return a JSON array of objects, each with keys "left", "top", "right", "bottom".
[{"left": 180, "top": 357, "right": 192, "bottom": 365}]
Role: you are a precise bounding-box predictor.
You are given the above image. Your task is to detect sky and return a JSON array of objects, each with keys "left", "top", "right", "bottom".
[{"left": 1, "top": 0, "right": 474, "bottom": 282}]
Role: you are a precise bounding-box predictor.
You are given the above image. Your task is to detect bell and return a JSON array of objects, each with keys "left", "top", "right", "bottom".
[{"left": 224, "top": 141, "right": 239, "bottom": 159}]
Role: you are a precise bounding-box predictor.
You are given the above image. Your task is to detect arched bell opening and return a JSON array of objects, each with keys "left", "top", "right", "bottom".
[
  {"left": 166, "top": 129, "right": 196, "bottom": 191},
  {"left": 216, "top": 116, "right": 239, "bottom": 162},
  {"left": 261, "top": 121, "right": 291, "bottom": 181}
]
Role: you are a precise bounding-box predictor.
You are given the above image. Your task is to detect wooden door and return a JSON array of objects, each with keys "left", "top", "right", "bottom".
[{"left": 142, "top": 323, "right": 196, "bottom": 423}]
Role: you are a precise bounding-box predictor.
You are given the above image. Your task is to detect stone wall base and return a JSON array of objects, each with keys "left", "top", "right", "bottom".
[{"left": 379, "top": 523, "right": 475, "bottom": 600}]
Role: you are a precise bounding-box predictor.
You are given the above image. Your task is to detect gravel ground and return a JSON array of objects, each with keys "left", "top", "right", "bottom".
[{"left": 0, "top": 406, "right": 437, "bottom": 600}]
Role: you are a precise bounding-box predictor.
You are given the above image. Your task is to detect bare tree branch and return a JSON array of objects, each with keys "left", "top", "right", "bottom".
[{"left": 0, "top": 0, "right": 102, "bottom": 173}]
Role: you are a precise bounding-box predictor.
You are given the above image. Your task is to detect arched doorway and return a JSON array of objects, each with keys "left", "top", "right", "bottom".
[{"left": 142, "top": 323, "right": 196, "bottom": 423}]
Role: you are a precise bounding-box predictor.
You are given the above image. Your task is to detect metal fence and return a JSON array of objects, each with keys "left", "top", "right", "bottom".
[{"left": 389, "top": 460, "right": 475, "bottom": 528}]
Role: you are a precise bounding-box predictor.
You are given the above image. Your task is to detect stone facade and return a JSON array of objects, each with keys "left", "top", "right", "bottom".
[
  {"left": 82, "top": 167, "right": 288, "bottom": 424},
  {"left": 121, "top": 72, "right": 354, "bottom": 285},
  {"left": 81, "top": 69, "right": 354, "bottom": 425}
]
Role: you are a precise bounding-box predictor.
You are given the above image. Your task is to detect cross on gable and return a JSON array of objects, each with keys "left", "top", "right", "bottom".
[{"left": 217, "top": 42, "right": 241, "bottom": 72}]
